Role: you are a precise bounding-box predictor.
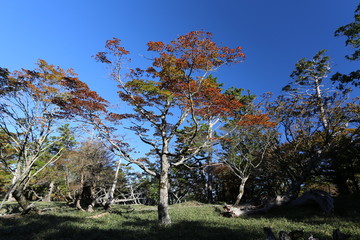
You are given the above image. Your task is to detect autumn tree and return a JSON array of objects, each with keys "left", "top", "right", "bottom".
[
  {"left": 95, "top": 31, "right": 245, "bottom": 224},
  {"left": 0, "top": 60, "right": 107, "bottom": 212}
]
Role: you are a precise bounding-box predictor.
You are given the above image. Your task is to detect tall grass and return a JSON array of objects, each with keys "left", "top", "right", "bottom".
[{"left": 0, "top": 201, "right": 359, "bottom": 240}]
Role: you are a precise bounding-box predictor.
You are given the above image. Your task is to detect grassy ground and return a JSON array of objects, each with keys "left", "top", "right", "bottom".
[{"left": 0, "top": 201, "right": 359, "bottom": 240}]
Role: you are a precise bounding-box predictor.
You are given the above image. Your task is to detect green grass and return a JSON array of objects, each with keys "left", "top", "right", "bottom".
[{"left": 0, "top": 201, "right": 359, "bottom": 240}]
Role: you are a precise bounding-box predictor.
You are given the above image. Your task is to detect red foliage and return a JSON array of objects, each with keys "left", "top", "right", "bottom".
[
  {"left": 96, "top": 31, "right": 273, "bottom": 126},
  {"left": 8, "top": 59, "right": 108, "bottom": 119},
  {"left": 146, "top": 31, "right": 245, "bottom": 71},
  {"left": 236, "top": 114, "right": 277, "bottom": 127}
]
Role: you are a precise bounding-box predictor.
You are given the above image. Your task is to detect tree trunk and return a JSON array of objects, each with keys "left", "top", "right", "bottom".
[
  {"left": 314, "top": 77, "right": 329, "bottom": 130},
  {"left": 75, "top": 172, "right": 86, "bottom": 211},
  {"left": 7, "top": 167, "right": 21, "bottom": 202},
  {"left": 44, "top": 181, "right": 55, "bottom": 202},
  {"left": 7, "top": 193, "right": 16, "bottom": 202},
  {"left": 285, "top": 153, "right": 322, "bottom": 201},
  {"left": 158, "top": 154, "right": 171, "bottom": 225},
  {"left": 104, "top": 157, "right": 122, "bottom": 209},
  {"left": 12, "top": 185, "right": 30, "bottom": 211},
  {"left": 234, "top": 176, "right": 248, "bottom": 206},
  {"left": 206, "top": 151, "right": 214, "bottom": 203},
  {"left": 206, "top": 121, "right": 214, "bottom": 203}
]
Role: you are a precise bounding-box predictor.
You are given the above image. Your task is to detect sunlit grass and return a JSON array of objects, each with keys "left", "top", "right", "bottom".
[{"left": 0, "top": 201, "right": 359, "bottom": 240}]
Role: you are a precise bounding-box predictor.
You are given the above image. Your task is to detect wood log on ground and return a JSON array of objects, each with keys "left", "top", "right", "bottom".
[
  {"left": 240, "top": 189, "right": 334, "bottom": 216},
  {"left": 291, "top": 189, "right": 334, "bottom": 214},
  {"left": 222, "top": 205, "right": 244, "bottom": 217}
]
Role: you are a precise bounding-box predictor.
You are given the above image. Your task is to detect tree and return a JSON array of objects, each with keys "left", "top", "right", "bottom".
[
  {"left": 67, "top": 140, "right": 116, "bottom": 212},
  {"left": 332, "top": 3, "right": 360, "bottom": 87},
  {"left": 221, "top": 117, "right": 277, "bottom": 205},
  {"left": 0, "top": 67, "right": 9, "bottom": 86},
  {"left": 0, "top": 60, "right": 107, "bottom": 212},
  {"left": 268, "top": 50, "right": 352, "bottom": 200},
  {"left": 95, "top": 31, "right": 246, "bottom": 224},
  {"left": 25, "top": 124, "right": 77, "bottom": 202},
  {"left": 220, "top": 92, "right": 277, "bottom": 206}
]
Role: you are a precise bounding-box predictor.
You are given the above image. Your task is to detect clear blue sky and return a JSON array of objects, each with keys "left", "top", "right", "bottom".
[{"left": 1, "top": 0, "right": 359, "bottom": 100}]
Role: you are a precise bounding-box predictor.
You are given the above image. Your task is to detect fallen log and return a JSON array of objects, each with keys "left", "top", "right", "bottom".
[
  {"left": 222, "top": 205, "right": 245, "bottom": 217},
  {"left": 291, "top": 189, "right": 334, "bottom": 214},
  {"left": 238, "top": 189, "right": 334, "bottom": 215}
]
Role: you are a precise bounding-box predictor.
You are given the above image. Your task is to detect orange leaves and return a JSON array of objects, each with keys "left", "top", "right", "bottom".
[
  {"left": 145, "top": 30, "right": 245, "bottom": 71},
  {"left": 236, "top": 114, "right": 277, "bottom": 127},
  {"left": 189, "top": 77, "right": 244, "bottom": 119},
  {"left": 105, "top": 37, "right": 130, "bottom": 55},
  {"left": 56, "top": 76, "right": 108, "bottom": 117},
  {"left": 6, "top": 59, "right": 108, "bottom": 119},
  {"left": 96, "top": 31, "right": 248, "bottom": 123},
  {"left": 147, "top": 41, "right": 165, "bottom": 51},
  {"left": 106, "top": 112, "right": 134, "bottom": 121},
  {"left": 94, "top": 52, "right": 111, "bottom": 64},
  {"left": 94, "top": 38, "right": 130, "bottom": 64}
]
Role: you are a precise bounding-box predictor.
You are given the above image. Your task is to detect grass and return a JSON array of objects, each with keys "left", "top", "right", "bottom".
[{"left": 0, "top": 201, "right": 359, "bottom": 240}]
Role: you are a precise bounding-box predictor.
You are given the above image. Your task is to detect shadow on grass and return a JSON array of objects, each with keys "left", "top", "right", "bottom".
[
  {"left": 0, "top": 214, "right": 84, "bottom": 240},
  {"left": 247, "top": 202, "right": 360, "bottom": 224},
  {"left": 243, "top": 203, "right": 360, "bottom": 240},
  {"left": 0, "top": 214, "right": 262, "bottom": 240}
]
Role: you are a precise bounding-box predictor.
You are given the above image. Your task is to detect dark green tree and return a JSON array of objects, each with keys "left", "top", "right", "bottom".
[
  {"left": 332, "top": 3, "right": 360, "bottom": 87},
  {"left": 269, "top": 50, "right": 352, "bottom": 200}
]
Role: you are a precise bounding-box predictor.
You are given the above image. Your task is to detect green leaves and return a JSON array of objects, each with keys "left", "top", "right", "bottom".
[
  {"left": 290, "top": 49, "right": 330, "bottom": 87},
  {"left": 335, "top": 4, "right": 360, "bottom": 61},
  {"left": 333, "top": 4, "right": 360, "bottom": 87}
]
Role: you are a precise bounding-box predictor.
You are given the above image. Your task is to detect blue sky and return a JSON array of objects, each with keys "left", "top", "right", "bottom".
[
  {"left": 1, "top": 0, "right": 358, "bottom": 101},
  {"left": 1, "top": 1, "right": 359, "bottom": 167}
]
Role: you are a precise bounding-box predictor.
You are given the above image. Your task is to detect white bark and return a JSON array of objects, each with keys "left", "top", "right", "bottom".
[
  {"left": 158, "top": 143, "right": 171, "bottom": 225},
  {"left": 44, "top": 181, "right": 55, "bottom": 202},
  {"left": 105, "top": 156, "right": 122, "bottom": 207},
  {"left": 234, "top": 176, "right": 249, "bottom": 206}
]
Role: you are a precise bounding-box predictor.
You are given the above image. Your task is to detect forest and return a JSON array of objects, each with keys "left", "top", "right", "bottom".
[{"left": 0, "top": 3, "right": 359, "bottom": 240}]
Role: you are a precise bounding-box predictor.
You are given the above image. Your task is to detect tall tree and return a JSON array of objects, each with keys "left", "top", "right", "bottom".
[
  {"left": 269, "top": 50, "right": 352, "bottom": 200},
  {"left": 95, "top": 31, "right": 246, "bottom": 224}
]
